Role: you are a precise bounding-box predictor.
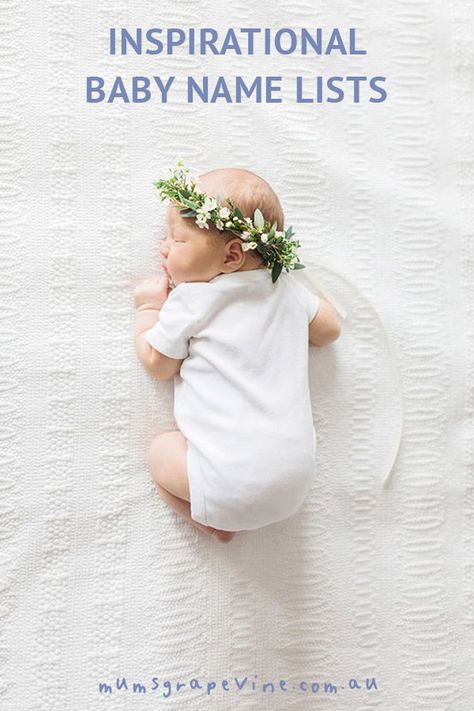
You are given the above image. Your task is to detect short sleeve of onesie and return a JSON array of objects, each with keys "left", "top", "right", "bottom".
[
  {"left": 290, "top": 277, "right": 321, "bottom": 323},
  {"left": 144, "top": 285, "right": 198, "bottom": 359}
]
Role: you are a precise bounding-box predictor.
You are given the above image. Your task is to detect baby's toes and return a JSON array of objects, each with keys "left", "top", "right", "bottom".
[{"left": 211, "top": 529, "right": 236, "bottom": 543}]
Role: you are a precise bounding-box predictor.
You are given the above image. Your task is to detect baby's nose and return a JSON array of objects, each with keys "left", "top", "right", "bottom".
[{"left": 159, "top": 240, "right": 169, "bottom": 257}]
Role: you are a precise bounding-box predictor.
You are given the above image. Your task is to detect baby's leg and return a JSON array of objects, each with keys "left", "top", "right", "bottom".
[{"left": 147, "top": 430, "right": 236, "bottom": 543}]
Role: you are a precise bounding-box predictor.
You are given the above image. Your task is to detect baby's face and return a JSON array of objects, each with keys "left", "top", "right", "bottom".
[{"left": 160, "top": 205, "right": 228, "bottom": 286}]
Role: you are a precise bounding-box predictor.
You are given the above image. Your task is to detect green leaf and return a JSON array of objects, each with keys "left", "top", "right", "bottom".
[
  {"left": 271, "top": 262, "right": 283, "bottom": 283},
  {"left": 234, "top": 206, "right": 244, "bottom": 220},
  {"left": 292, "top": 262, "right": 305, "bottom": 270},
  {"left": 254, "top": 208, "right": 264, "bottom": 228},
  {"left": 179, "top": 209, "right": 196, "bottom": 218},
  {"left": 180, "top": 197, "right": 198, "bottom": 210}
]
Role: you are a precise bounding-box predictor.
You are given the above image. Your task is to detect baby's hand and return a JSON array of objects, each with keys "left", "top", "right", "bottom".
[{"left": 133, "top": 274, "right": 170, "bottom": 310}]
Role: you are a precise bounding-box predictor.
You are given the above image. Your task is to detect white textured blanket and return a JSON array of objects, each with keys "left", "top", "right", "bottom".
[{"left": 1, "top": 1, "right": 473, "bottom": 709}]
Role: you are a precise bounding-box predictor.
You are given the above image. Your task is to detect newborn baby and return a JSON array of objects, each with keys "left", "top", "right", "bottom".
[{"left": 134, "top": 165, "right": 341, "bottom": 543}]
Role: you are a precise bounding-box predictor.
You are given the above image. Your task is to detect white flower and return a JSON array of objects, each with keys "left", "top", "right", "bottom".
[
  {"left": 215, "top": 220, "right": 224, "bottom": 230},
  {"left": 203, "top": 196, "right": 218, "bottom": 211},
  {"left": 196, "top": 205, "right": 210, "bottom": 218},
  {"left": 184, "top": 175, "right": 196, "bottom": 189},
  {"left": 219, "top": 207, "right": 231, "bottom": 219},
  {"left": 195, "top": 212, "right": 209, "bottom": 229},
  {"left": 244, "top": 217, "right": 253, "bottom": 227},
  {"left": 225, "top": 221, "right": 233, "bottom": 227},
  {"left": 241, "top": 231, "right": 251, "bottom": 240},
  {"left": 260, "top": 234, "right": 268, "bottom": 243},
  {"left": 275, "top": 230, "right": 284, "bottom": 238},
  {"left": 242, "top": 242, "right": 252, "bottom": 251}
]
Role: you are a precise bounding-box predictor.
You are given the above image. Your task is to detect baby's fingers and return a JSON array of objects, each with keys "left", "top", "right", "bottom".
[
  {"left": 133, "top": 274, "right": 170, "bottom": 308},
  {"left": 157, "top": 273, "right": 170, "bottom": 297}
]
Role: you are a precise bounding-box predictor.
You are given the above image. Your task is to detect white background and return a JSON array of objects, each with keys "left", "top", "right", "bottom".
[{"left": 1, "top": 1, "right": 472, "bottom": 709}]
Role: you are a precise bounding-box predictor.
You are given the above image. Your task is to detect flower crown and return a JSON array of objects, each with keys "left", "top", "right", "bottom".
[{"left": 152, "top": 159, "right": 305, "bottom": 283}]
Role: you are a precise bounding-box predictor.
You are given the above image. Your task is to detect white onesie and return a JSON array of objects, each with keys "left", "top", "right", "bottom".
[{"left": 144, "top": 268, "right": 321, "bottom": 532}]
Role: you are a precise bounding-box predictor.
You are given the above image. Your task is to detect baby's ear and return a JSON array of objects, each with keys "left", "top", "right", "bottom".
[{"left": 223, "top": 238, "right": 245, "bottom": 268}]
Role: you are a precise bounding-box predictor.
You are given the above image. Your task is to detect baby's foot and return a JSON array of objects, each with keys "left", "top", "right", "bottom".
[
  {"left": 189, "top": 518, "right": 236, "bottom": 543},
  {"left": 210, "top": 529, "right": 236, "bottom": 544}
]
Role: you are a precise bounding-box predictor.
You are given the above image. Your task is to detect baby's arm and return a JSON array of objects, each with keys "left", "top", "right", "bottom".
[
  {"left": 134, "top": 276, "right": 183, "bottom": 380},
  {"left": 309, "top": 298, "right": 341, "bottom": 347}
]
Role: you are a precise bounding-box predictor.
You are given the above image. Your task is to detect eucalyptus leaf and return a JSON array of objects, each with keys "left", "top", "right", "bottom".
[
  {"left": 292, "top": 262, "right": 305, "bottom": 270},
  {"left": 180, "top": 197, "right": 198, "bottom": 210},
  {"left": 234, "top": 206, "right": 244, "bottom": 220},
  {"left": 271, "top": 262, "right": 283, "bottom": 283},
  {"left": 179, "top": 210, "right": 196, "bottom": 217},
  {"left": 254, "top": 208, "right": 264, "bottom": 228}
]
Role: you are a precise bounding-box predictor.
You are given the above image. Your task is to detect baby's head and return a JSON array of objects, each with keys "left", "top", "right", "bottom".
[{"left": 160, "top": 167, "right": 284, "bottom": 286}]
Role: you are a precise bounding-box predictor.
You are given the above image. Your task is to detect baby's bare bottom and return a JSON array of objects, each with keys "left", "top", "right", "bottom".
[{"left": 147, "top": 430, "right": 236, "bottom": 543}]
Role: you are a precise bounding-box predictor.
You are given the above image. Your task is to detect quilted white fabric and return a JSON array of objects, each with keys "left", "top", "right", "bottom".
[{"left": 1, "top": 2, "right": 473, "bottom": 709}]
